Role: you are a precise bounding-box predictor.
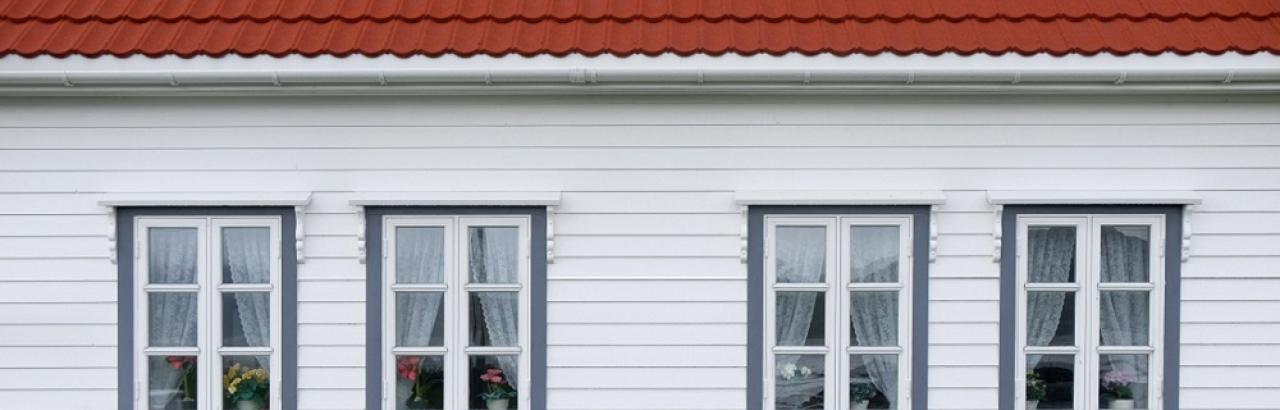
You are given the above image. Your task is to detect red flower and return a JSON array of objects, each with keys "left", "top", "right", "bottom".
[
  {"left": 397, "top": 357, "right": 421, "bottom": 382},
  {"left": 166, "top": 356, "right": 191, "bottom": 370}
]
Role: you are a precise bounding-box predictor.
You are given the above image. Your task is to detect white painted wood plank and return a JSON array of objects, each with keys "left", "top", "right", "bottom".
[
  {"left": 547, "top": 346, "right": 744, "bottom": 368},
  {"left": 1182, "top": 323, "right": 1280, "bottom": 344},
  {"left": 555, "top": 236, "right": 740, "bottom": 258},
  {"left": 1182, "top": 301, "right": 1280, "bottom": 322},
  {"left": 1183, "top": 345, "right": 1280, "bottom": 366},
  {"left": 550, "top": 280, "right": 744, "bottom": 302},
  {"left": 555, "top": 213, "right": 738, "bottom": 236},
  {"left": 931, "top": 323, "right": 999, "bottom": 344},
  {"left": 548, "top": 301, "right": 743, "bottom": 324},
  {"left": 0, "top": 282, "right": 115, "bottom": 303},
  {"left": 929, "top": 346, "right": 998, "bottom": 366},
  {"left": 0, "top": 368, "right": 115, "bottom": 389},
  {"left": 927, "top": 388, "right": 998, "bottom": 410},
  {"left": 549, "top": 324, "right": 743, "bottom": 345},
  {"left": 1181, "top": 389, "right": 1280, "bottom": 409},
  {"left": 548, "top": 257, "right": 743, "bottom": 278},
  {"left": 547, "top": 388, "right": 744, "bottom": 410},
  {"left": 930, "top": 301, "right": 999, "bottom": 323},
  {"left": 0, "top": 324, "right": 114, "bottom": 346},
  {"left": 548, "top": 367, "right": 743, "bottom": 389},
  {"left": 0, "top": 259, "right": 114, "bottom": 282},
  {"left": 0, "top": 303, "right": 116, "bottom": 325},
  {"left": 930, "top": 279, "right": 999, "bottom": 301},
  {"left": 1191, "top": 235, "right": 1280, "bottom": 256},
  {"left": 930, "top": 366, "right": 998, "bottom": 388},
  {"left": 0, "top": 346, "right": 115, "bottom": 368},
  {"left": 1182, "top": 279, "right": 1280, "bottom": 301},
  {"left": 298, "top": 346, "right": 364, "bottom": 368}
]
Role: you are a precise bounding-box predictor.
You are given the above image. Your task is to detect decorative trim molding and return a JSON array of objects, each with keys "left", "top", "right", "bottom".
[
  {"left": 734, "top": 190, "right": 946, "bottom": 206},
  {"left": 739, "top": 205, "right": 750, "bottom": 263},
  {"left": 1182, "top": 205, "right": 1194, "bottom": 262},
  {"left": 986, "top": 190, "right": 1202, "bottom": 205},
  {"left": 97, "top": 191, "right": 312, "bottom": 207},
  {"left": 294, "top": 206, "right": 306, "bottom": 264},
  {"left": 348, "top": 191, "right": 561, "bottom": 207},
  {"left": 546, "top": 205, "right": 557, "bottom": 264},
  {"left": 929, "top": 205, "right": 939, "bottom": 263},
  {"left": 356, "top": 207, "right": 367, "bottom": 265},
  {"left": 992, "top": 205, "right": 1005, "bottom": 263},
  {"left": 107, "top": 207, "right": 117, "bottom": 265}
]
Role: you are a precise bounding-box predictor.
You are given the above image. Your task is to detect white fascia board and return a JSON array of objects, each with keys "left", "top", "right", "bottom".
[
  {"left": 986, "top": 190, "right": 1203, "bottom": 205},
  {"left": 1, "top": 53, "right": 1278, "bottom": 95},
  {"left": 98, "top": 192, "right": 313, "bottom": 207},
  {"left": 348, "top": 191, "right": 562, "bottom": 207},
  {"left": 735, "top": 190, "right": 947, "bottom": 206}
]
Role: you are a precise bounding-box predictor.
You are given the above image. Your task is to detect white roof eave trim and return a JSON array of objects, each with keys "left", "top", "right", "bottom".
[{"left": 1, "top": 53, "right": 1278, "bottom": 95}]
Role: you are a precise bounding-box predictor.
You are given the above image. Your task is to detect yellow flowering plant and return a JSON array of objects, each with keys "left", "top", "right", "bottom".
[{"left": 223, "top": 362, "right": 269, "bottom": 406}]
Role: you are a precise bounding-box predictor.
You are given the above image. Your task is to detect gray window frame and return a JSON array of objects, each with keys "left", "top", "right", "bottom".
[
  {"left": 747, "top": 205, "right": 931, "bottom": 410},
  {"left": 364, "top": 206, "right": 548, "bottom": 410},
  {"left": 116, "top": 207, "right": 299, "bottom": 410},
  {"left": 998, "top": 205, "right": 1182, "bottom": 410}
]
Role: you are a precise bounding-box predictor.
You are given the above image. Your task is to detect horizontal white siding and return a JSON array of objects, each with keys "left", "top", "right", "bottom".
[{"left": 0, "top": 95, "right": 1276, "bottom": 410}]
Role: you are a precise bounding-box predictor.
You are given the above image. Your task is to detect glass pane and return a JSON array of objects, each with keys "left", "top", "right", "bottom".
[
  {"left": 470, "top": 355, "right": 519, "bottom": 410},
  {"left": 1101, "top": 226, "right": 1151, "bottom": 283},
  {"left": 850, "top": 226, "right": 899, "bottom": 283},
  {"left": 396, "top": 292, "right": 445, "bottom": 347},
  {"left": 776, "top": 292, "right": 824, "bottom": 346},
  {"left": 1100, "top": 354, "right": 1150, "bottom": 410},
  {"left": 470, "top": 292, "right": 519, "bottom": 347},
  {"left": 149, "top": 227, "right": 198, "bottom": 284},
  {"left": 149, "top": 293, "right": 197, "bottom": 347},
  {"left": 397, "top": 227, "right": 446, "bottom": 284},
  {"left": 222, "top": 227, "right": 271, "bottom": 284},
  {"left": 148, "top": 355, "right": 197, "bottom": 410},
  {"left": 1027, "top": 354, "right": 1074, "bottom": 409},
  {"left": 1100, "top": 291, "right": 1150, "bottom": 346},
  {"left": 222, "top": 355, "right": 270, "bottom": 409},
  {"left": 850, "top": 354, "right": 898, "bottom": 409},
  {"left": 1027, "top": 226, "right": 1076, "bottom": 283},
  {"left": 395, "top": 355, "right": 444, "bottom": 410},
  {"left": 775, "top": 354, "right": 825, "bottom": 410},
  {"left": 1026, "top": 291, "right": 1075, "bottom": 347},
  {"left": 850, "top": 291, "right": 898, "bottom": 347},
  {"left": 222, "top": 292, "right": 270, "bottom": 347},
  {"left": 776, "top": 226, "right": 827, "bottom": 283},
  {"left": 469, "top": 227, "right": 520, "bottom": 283}
]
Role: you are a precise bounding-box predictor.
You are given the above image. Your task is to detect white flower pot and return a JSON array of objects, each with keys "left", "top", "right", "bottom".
[
  {"left": 486, "top": 399, "right": 510, "bottom": 410},
  {"left": 1109, "top": 399, "right": 1135, "bottom": 409},
  {"left": 235, "top": 400, "right": 262, "bottom": 410},
  {"left": 1026, "top": 400, "right": 1039, "bottom": 410},
  {"left": 850, "top": 400, "right": 870, "bottom": 410}
]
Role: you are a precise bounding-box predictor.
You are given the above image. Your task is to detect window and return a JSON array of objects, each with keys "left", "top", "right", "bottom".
[
  {"left": 133, "top": 216, "right": 283, "bottom": 410},
  {"left": 763, "top": 215, "right": 914, "bottom": 410},
  {"left": 381, "top": 216, "right": 531, "bottom": 410},
  {"left": 1015, "top": 215, "right": 1165, "bottom": 410}
]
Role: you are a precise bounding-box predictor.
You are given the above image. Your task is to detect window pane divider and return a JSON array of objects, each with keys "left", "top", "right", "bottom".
[
  {"left": 1098, "top": 346, "right": 1154, "bottom": 354},
  {"left": 218, "top": 347, "right": 273, "bottom": 355},
  {"left": 464, "top": 283, "right": 521, "bottom": 291},
  {"left": 217, "top": 283, "right": 272, "bottom": 292},
  {"left": 1024, "top": 283, "right": 1080, "bottom": 291},
  {"left": 142, "top": 284, "right": 199, "bottom": 292},
  {"left": 144, "top": 347, "right": 199, "bottom": 355},
  {"left": 391, "top": 283, "right": 447, "bottom": 292},
  {"left": 846, "top": 346, "right": 902, "bottom": 355},
  {"left": 1024, "top": 346, "right": 1079, "bottom": 354},
  {"left": 392, "top": 347, "right": 447, "bottom": 355},
  {"left": 773, "top": 283, "right": 828, "bottom": 291},
  {"left": 773, "top": 346, "right": 828, "bottom": 355},
  {"left": 464, "top": 346, "right": 522, "bottom": 355},
  {"left": 848, "top": 283, "right": 901, "bottom": 291},
  {"left": 1098, "top": 283, "right": 1156, "bottom": 291}
]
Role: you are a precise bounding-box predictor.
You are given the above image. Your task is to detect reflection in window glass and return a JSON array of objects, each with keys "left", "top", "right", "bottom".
[
  {"left": 1028, "top": 355, "right": 1074, "bottom": 409},
  {"left": 469, "top": 355, "right": 519, "bottom": 410},
  {"left": 776, "top": 226, "right": 827, "bottom": 283},
  {"left": 221, "top": 356, "right": 271, "bottom": 409},
  {"left": 1099, "top": 354, "right": 1150, "bottom": 410},
  {"left": 850, "top": 354, "right": 898, "bottom": 409},
  {"left": 148, "top": 356, "right": 197, "bottom": 410},
  {"left": 395, "top": 355, "right": 444, "bottom": 410},
  {"left": 775, "top": 354, "right": 825, "bottom": 410}
]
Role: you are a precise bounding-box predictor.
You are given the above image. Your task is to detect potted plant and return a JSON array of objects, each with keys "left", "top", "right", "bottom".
[
  {"left": 396, "top": 357, "right": 444, "bottom": 409},
  {"left": 1025, "top": 371, "right": 1046, "bottom": 410},
  {"left": 849, "top": 382, "right": 877, "bottom": 410},
  {"left": 223, "top": 362, "right": 269, "bottom": 410},
  {"left": 166, "top": 356, "right": 197, "bottom": 410},
  {"left": 478, "top": 367, "right": 517, "bottom": 410},
  {"left": 1101, "top": 369, "right": 1137, "bottom": 409}
]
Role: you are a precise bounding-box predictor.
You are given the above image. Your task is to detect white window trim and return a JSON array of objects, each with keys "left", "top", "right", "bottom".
[
  {"left": 763, "top": 215, "right": 914, "bottom": 410},
  {"left": 382, "top": 216, "right": 532, "bottom": 410},
  {"left": 134, "top": 216, "right": 283, "bottom": 410},
  {"left": 1014, "top": 215, "right": 1165, "bottom": 410}
]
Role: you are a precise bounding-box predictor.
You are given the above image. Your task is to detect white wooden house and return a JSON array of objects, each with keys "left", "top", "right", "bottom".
[{"left": 0, "top": 1, "right": 1278, "bottom": 410}]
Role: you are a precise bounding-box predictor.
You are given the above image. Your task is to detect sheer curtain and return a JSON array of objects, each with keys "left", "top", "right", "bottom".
[
  {"left": 394, "top": 228, "right": 447, "bottom": 405},
  {"left": 472, "top": 228, "right": 521, "bottom": 384},
  {"left": 774, "top": 228, "right": 826, "bottom": 408},
  {"left": 849, "top": 227, "right": 900, "bottom": 406},
  {"left": 148, "top": 228, "right": 199, "bottom": 409},
  {"left": 1026, "top": 227, "right": 1076, "bottom": 368},
  {"left": 223, "top": 228, "right": 272, "bottom": 371},
  {"left": 1099, "top": 227, "right": 1151, "bottom": 405}
]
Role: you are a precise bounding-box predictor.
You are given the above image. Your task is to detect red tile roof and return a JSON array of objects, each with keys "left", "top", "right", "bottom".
[{"left": 1, "top": 0, "right": 1278, "bottom": 58}]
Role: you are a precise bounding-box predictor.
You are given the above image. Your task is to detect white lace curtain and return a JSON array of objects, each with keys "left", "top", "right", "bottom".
[
  {"left": 394, "top": 228, "right": 447, "bottom": 406},
  {"left": 849, "top": 227, "right": 901, "bottom": 407},
  {"left": 774, "top": 227, "right": 825, "bottom": 408},
  {"left": 148, "top": 229, "right": 199, "bottom": 410},
  {"left": 1026, "top": 227, "right": 1076, "bottom": 368},
  {"left": 471, "top": 228, "right": 520, "bottom": 385}
]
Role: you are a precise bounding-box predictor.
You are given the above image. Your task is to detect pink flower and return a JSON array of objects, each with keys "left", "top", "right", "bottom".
[
  {"left": 490, "top": 376, "right": 504, "bottom": 384},
  {"left": 166, "top": 356, "right": 191, "bottom": 370},
  {"left": 480, "top": 374, "right": 494, "bottom": 382},
  {"left": 397, "top": 357, "right": 421, "bottom": 382},
  {"left": 486, "top": 369, "right": 503, "bottom": 376}
]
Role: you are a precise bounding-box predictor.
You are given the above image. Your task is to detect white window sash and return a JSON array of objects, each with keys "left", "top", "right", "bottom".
[
  {"left": 764, "top": 215, "right": 913, "bottom": 410},
  {"left": 1015, "top": 215, "right": 1164, "bottom": 410},
  {"left": 134, "top": 216, "right": 282, "bottom": 410}
]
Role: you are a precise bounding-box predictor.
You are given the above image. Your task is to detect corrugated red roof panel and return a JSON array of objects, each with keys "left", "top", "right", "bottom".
[{"left": 0, "top": 0, "right": 1276, "bottom": 58}]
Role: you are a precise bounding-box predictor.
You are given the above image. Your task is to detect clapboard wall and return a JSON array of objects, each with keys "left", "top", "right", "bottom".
[{"left": 0, "top": 95, "right": 1277, "bottom": 410}]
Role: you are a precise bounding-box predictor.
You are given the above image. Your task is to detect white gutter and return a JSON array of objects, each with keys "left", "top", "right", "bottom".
[{"left": 1, "top": 54, "right": 1278, "bottom": 95}]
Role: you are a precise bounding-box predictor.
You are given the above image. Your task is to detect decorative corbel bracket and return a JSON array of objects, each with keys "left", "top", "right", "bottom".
[
  {"left": 1182, "top": 205, "right": 1193, "bottom": 262},
  {"left": 546, "top": 206, "right": 556, "bottom": 264},
  {"left": 992, "top": 205, "right": 1004, "bottom": 263},
  {"left": 929, "top": 205, "right": 939, "bottom": 263},
  {"left": 739, "top": 205, "right": 749, "bottom": 263},
  {"left": 107, "top": 207, "right": 117, "bottom": 264},
  {"left": 294, "top": 206, "right": 306, "bottom": 264},
  {"left": 356, "top": 207, "right": 367, "bottom": 264}
]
